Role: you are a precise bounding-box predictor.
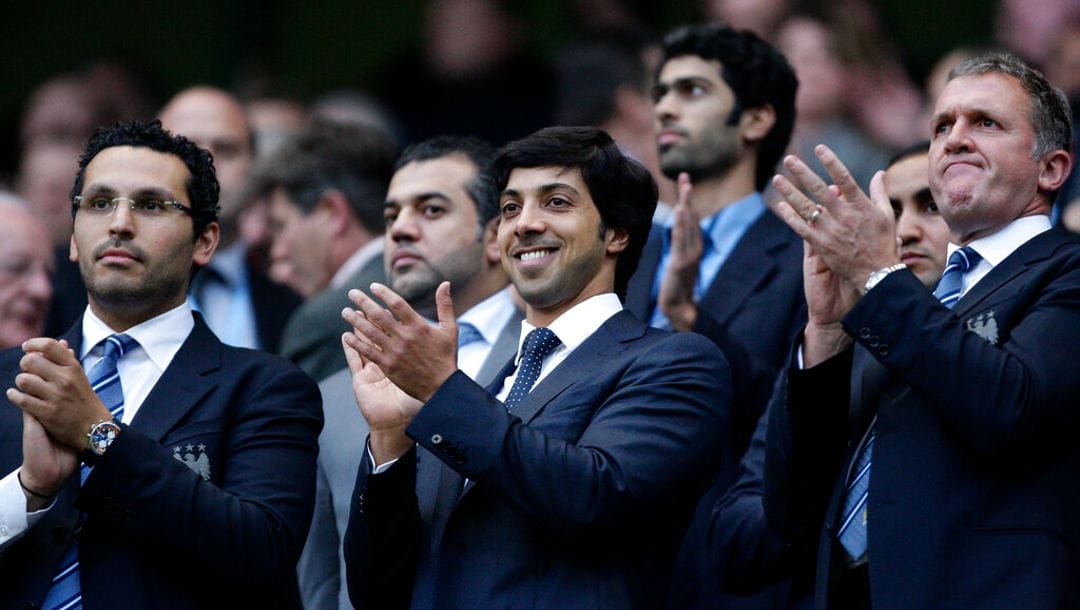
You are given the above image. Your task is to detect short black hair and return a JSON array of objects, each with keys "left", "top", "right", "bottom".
[
  {"left": 888, "top": 140, "right": 931, "bottom": 167},
  {"left": 494, "top": 126, "right": 657, "bottom": 299},
  {"left": 395, "top": 135, "right": 499, "bottom": 226},
  {"left": 659, "top": 24, "right": 798, "bottom": 191},
  {"left": 258, "top": 121, "right": 395, "bottom": 235},
  {"left": 71, "top": 119, "right": 220, "bottom": 237}
]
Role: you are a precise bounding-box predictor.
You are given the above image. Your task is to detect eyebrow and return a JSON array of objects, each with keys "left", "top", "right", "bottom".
[
  {"left": 81, "top": 184, "right": 181, "bottom": 201},
  {"left": 501, "top": 182, "right": 582, "bottom": 199},
  {"left": 914, "top": 188, "right": 934, "bottom": 204},
  {"left": 385, "top": 192, "right": 451, "bottom": 208}
]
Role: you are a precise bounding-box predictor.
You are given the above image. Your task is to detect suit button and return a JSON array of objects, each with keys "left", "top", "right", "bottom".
[
  {"left": 859, "top": 328, "right": 871, "bottom": 339},
  {"left": 431, "top": 434, "right": 443, "bottom": 445},
  {"left": 878, "top": 345, "right": 889, "bottom": 356},
  {"left": 868, "top": 336, "right": 880, "bottom": 347},
  {"left": 453, "top": 456, "right": 466, "bottom": 465}
]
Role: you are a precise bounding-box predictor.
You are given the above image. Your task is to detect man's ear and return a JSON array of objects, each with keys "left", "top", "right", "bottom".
[
  {"left": 69, "top": 234, "right": 79, "bottom": 263},
  {"left": 317, "top": 190, "right": 353, "bottom": 236},
  {"left": 1038, "top": 149, "right": 1072, "bottom": 194},
  {"left": 482, "top": 216, "right": 501, "bottom": 265},
  {"left": 193, "top": 222, "right": 220, "bottom": 267},
  {"left": 606, "top": 226, "right": 630, "bottom": 255},
  {"left": 740, "top": 104, "right": 777, "bottom": 145}
]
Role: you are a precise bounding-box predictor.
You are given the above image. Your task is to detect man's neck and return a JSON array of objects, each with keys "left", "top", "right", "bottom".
[{"left": 689, "top": 160, "right": 757, "bottom": 218}]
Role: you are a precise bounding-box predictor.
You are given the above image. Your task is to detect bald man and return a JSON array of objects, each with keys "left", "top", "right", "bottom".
[
  {"left": 160, "top": 86, "right": 301, "bottom": 351},
  {"left": 0, "top": 194, "right": 53, "bottom": 349}
]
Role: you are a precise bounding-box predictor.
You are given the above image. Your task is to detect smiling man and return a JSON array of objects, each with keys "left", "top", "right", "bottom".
[
  {"left": 0, "top": 120, "right": 322, "bottom": 609},
  {"left": 763, "top": 54, "right": 1080, "bottom": 608},
  {"left": 340, "top": 126, "right": 731, "bottom": 609}
]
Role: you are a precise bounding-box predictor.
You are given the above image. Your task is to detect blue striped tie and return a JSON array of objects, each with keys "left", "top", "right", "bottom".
[
  {"left": 41, "top": 334, "right": 138, "bottom": 610},
  {"left": 503, "top": 328, "right": 560, "bottom": 411},
  {"left": 933, "top": 246, "right": 982, "bottom": 309}
]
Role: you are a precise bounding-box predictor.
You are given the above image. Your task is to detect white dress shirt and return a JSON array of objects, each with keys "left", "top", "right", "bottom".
[
  {"left": 946, "top": 214, "right": 1051, "bottom": 299},
  {"left": 456, "top": 288, "right": 518, "bottom": 381},
  {"left": 0, "top": 302, "right": 195, "bottom": 547}
]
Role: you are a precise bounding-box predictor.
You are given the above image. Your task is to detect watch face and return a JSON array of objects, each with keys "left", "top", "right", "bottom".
[{"left": 89, "top": 422, "right": 121, "bottom": 455}]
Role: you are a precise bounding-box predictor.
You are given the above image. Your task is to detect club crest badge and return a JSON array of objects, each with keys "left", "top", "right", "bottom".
[
  {"left": 173, "top": 443, "right": 212, "bottom": 481},
  {"left": 965, "top": 310, "right": 999, "bottom": 345}
]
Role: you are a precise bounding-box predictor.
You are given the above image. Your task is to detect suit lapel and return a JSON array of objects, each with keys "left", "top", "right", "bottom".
[
  {"left": 455, "top": 311, "right": 647, "bottom": 504},
  {"left": 474, "top": 308, "right": 524, "bottom": 387},
  {"left": 129, "top": 317, "right": 222, "bottom": 441},
  {"left": 952, "top": 227, "right": 1066, "bottom": 318},
  {"left": 697, "top": 212, "right": 793, "bottom": 326}
]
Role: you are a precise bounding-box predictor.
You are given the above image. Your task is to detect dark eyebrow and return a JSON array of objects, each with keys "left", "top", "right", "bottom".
[
  {"left": 914, "top": 188, "right": 934, "bottom": 205},
  {"left": 536, "top": 182, "right": 582, "bottom": 198},
  {"left": 81, "top": 184, "right": 179, "bottom": 201}
]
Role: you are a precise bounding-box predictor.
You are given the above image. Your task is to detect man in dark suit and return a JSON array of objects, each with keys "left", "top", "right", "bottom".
[
  {"left": 0, "top": 120, "right": 323, "bottom": 609},
  {"left": 297, "top": 135, "right": 523, "bottom": 609},
  {"left": 628, "top": 25, "right": 803, "bottom": 610},
  {"left": 764, "top": 53, "right": 1080, "bottom": 608},
  {"left": 160, "top": 86, "right": 303, "bottom": 352},
  {"left": 689, "top": 143, "right": 949, "bottom": 610},
  {"left": 259, "top": 122, "right": 396, "bottom": 381},
  {"left": 340, "top": 127, "right": 731, "bottom": 609}
]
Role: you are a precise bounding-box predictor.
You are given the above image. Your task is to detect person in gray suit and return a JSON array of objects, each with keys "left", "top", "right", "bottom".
[
  {"left": 259, "top": 122, "right": 396, "bottom": 382},
  {"left": 297, "top": 135, "right": 522, "bottom": 609}
]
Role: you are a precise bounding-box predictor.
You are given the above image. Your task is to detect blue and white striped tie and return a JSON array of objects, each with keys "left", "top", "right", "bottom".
[
  {"left": 933, "top": 246, "right": 982, "bottom": 309},
  {"left": 41, "top": 333, "right": 138, "bottom": 610}
]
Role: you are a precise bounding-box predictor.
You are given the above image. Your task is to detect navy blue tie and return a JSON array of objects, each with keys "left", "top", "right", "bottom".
[
  {"left": 42, "top": 334, "right": 138, "bottom": 610},
  {"left": 933, "top": 246, "right": 982, "bottom": 309},
  {"left": 503, "top": 328, "right": 561, "bottom": 411}
]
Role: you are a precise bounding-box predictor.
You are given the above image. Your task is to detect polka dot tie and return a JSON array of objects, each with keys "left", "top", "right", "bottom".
[{"left": 503, "top": 327, "right": 561, "bottom": 411}]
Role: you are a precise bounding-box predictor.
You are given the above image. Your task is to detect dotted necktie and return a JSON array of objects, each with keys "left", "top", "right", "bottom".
[
  {"left": 503, "top": 327, "right": 561, "bottom": 411},
  {"left": 42, "top": 334, "right": 138, "bottom": 610}
]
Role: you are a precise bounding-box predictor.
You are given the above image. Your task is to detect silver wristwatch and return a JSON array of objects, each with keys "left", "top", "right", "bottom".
[{"left": 863, "top": 263, "right": 907, "bottom": 294}]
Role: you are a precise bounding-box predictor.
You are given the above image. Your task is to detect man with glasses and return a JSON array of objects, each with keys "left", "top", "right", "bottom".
[{"left": 0, "top": 120, "right": 322, "bottom": 609}]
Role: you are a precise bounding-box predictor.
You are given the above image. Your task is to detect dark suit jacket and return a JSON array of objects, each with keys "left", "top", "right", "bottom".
[
  {"left": 344, "top": 311, "right": 732, "bottom": 609},
  {"left": 0, "top": 315, "right": 324, "bottom": 610},
  {"left": 281, "top": 253, "right": 386, "bottom": 383},
  {"left": 297, "top": 306, "right": 524, "bottom": 610},
  {"left": 765, "top": 227, "right": 1080, "bottom": 609}
]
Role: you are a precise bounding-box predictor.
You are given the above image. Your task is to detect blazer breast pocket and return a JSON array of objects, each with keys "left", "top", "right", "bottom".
[{"left": 161, "top": 417, "right": 226, "bottom": 482}]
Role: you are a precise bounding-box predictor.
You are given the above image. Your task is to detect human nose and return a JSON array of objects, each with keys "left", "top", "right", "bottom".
[
  {"left": 895, "top": 206, "right": 920, "bottom": 244},
  {"left": 107, "top": 199, "right": 136, "bottom": 235},
  {"left": 25, "top": 265, "right": 52, "bottom": 303},
  {"left": 389, "top": 208, "right": 420, "bottom": 243},
  {"left": 512, "top": 201, "right": 546, "bottom": 237},
  {"left": 654, "top": 91, "right": 677, "bottom": 124},
  {"left": 943, "top": 119, "right": 973, "bottom": 154}
]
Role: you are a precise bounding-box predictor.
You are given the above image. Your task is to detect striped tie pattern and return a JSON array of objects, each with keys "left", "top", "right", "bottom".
[
  {"left": 503, "top": 328, "right": 560, "bottom": 411},
  {"left": 836, "top": 249, "right": 983, "bottom": 562},
  {"left": 933, "top": 246, "right": 982, "bottom": 309},
  {"left": 41, "top": 334, "right": 138, "bottom": 610},
  {"left": 836, "top": 429, "right": 875, "bottom": 561}
]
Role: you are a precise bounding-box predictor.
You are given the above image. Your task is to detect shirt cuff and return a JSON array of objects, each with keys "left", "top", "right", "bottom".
[{"left": 0, "top": 468, "right": 54, "bottom": 548}]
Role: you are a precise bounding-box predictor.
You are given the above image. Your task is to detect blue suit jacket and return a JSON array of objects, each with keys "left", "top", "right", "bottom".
[
  {"left": 0, "top": 316, "right": 323, "bottom": 609},
  {"left": 765, "top": 227, "right": 1080, "bottom": 609},
  {"left": 344, "top": 311, "right": 732, "bottom": 609}
]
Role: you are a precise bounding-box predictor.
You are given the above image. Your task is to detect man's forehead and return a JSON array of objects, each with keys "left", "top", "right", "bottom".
[
  {"left": 657, "top": 55, "right": 725, "bottom": 83},
  {"left": 504, "top": 166, "right": 586, "bottom": 193},
  {"left": 82, "top": 146, "right": 190, "bottom": 196},
  {"left": 885, "top": 154, "right": 930, "bottom": 195},
  {"left": 389, "top": 155, "right": 477, "bottom": 200},
  {"left": 933, "top": 72, "right": 1026, "bottom": 118}
]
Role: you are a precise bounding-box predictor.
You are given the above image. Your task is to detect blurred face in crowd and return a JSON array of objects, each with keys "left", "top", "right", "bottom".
[
  {"left": 0, "top": 203, "right": 54, "bottom": 348},
  {"left": 160, "top": 88, "right": 253, "bottom": 225},
  {"left": 267, "top": 188, "right": 334, "bottom": 297},
  {"left": 498, "top": 166, "right": 626, "bottom": 325},
  {"left": 16, "top": 141, "right": 83, "bottom": 247},
  {"left": 929, "top": 73, "right": 1052, "bottom": 243},
  {"left": 71, "top": 146, "right": 217, "bottom": 322},
  {"left": 383, "top": 154, "right": 488, "bottom": 313},
  {"left": 886, "top": 153, "right": 949, "bottom": 286},
  {"left": 653, "top": 55, "right": 742, "bottom": 181}
]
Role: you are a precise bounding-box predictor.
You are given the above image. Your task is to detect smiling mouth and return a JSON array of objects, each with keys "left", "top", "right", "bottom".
[{"left": 517, "top": 249, "right": 554, "bottom": 262}]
